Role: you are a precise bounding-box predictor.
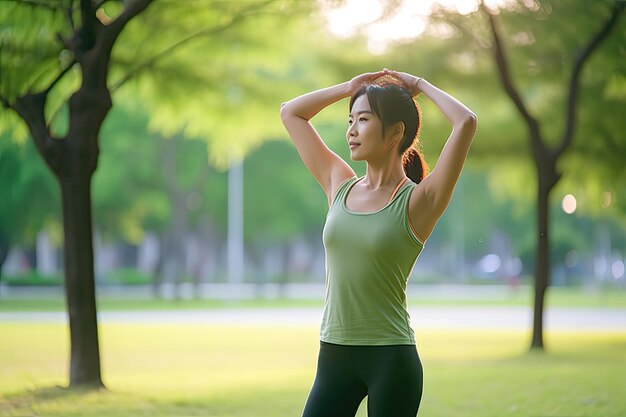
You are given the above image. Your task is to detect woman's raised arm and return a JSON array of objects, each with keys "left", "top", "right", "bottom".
[
  {"left": 388, "top": 70, "right": 477, "bottom": 240},
  {"left": 280, "top": 72, "right": 384, "bottom": 203}
]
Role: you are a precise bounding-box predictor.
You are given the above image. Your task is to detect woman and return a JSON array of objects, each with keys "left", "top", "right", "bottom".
[{"left": 280, "top": 69, "right": 477, "bottom": 417}]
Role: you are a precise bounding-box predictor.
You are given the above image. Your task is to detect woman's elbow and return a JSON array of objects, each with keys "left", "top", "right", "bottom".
[
  {"left": 279, "top": 102, "right": 294, "bottom": 125},
  {"left": 466, "top": 111, "right": 477, "bottom": 128},
  {"left": 461, "top": 112, "right": 477, "bottom": 136},
  {"left": 280, "top": 101, "right": 308, "bottom": 125},
  {"left": 280, "top": 101, "right": 288, "bottom": 118}
]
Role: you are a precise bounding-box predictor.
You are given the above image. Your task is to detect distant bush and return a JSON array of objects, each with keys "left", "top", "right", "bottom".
[
  {"left": 3, "top": 272, "right": 63, "bottom": 286},
  {"left": 101, "top": 269, "right": 152, "bottom": 286}
]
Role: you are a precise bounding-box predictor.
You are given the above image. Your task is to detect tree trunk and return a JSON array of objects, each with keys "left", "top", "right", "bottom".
[
  {"left": 530, "top": 148, "right": 560, "bottom": 350},
  {"left": 530, "top": 176, "right": 551, "bottom": 349},
  {"left": 59, "top": 171, "right": 103, "bottom": 388}
]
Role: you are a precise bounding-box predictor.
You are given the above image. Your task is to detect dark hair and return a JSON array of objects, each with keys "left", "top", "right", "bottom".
[{"left": 349, "top": 83, "right": 429, "bottom": 184}]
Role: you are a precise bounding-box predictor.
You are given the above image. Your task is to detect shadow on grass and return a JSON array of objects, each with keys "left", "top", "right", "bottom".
[
  {"left": 472, "top": 333, "right": 626, "bottom": 368},
  {"left": 0, "top": 384, "right": 307, "bottom": 417},
  {"left": 3, "top": 384, "right": 102, "bottom": 405},
  {"left": 1, "top": 385, "right": 161, "bottom": 417}
]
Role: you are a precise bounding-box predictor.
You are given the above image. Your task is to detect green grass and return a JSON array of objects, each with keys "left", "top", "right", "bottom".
[
  {"left": 1, "top": 285, "right": 625, "bottom": 312},
  {"left": 0, "top": 323, "right": 624, "bottom": 417},
  {"left": 0, "top": 297, "right": 326, "bottom": 312}
]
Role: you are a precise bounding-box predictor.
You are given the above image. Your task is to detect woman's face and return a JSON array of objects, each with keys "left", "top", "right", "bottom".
[{"left": 347, "top": 94, "right": 388, "bottom": 162}]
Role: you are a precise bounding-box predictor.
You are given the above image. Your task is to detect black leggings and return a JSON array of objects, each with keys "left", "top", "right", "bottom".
[{"left": 302, "top": 341, "right": 423, "bottom": 417}]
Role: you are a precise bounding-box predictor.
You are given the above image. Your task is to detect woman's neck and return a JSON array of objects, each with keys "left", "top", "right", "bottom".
[{"left": 363, "top": 157, "right": 406, "bottom": 189}]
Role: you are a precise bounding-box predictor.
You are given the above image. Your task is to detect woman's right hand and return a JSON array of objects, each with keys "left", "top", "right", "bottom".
[
  {"left": 348, "top": 71, "right": 387, "bottom": 93},
  {"left": 382, "top": 69, "right": 423, "bottom": 96}
]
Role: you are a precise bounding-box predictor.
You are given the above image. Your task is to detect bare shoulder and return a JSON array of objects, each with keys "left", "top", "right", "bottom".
[{"left": 326, "top": 169, "right": 357, "bottom": 206}]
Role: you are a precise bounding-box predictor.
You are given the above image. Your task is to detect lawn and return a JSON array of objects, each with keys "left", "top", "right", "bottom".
[
  {"left": 0, "top": 323, "right": 624, "bottom": 417},
  {"left": 1, "top": 285, "right": 625, "bottom": 312}
]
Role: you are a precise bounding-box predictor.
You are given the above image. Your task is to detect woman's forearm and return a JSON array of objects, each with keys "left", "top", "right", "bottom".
[
  {"left": 281, "top": 71, "right": 386, "bottom": 122},
  {"left": 281, "top": 82, "right": 353, "bottom": 121},
  {"left": 417, "top": 79, "right": 476, "bottom": 128}
]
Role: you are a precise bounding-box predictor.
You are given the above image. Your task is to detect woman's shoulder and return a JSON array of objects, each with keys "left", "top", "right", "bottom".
[{"left": 328, "top": 175, "right": 359, "bottom": 207}]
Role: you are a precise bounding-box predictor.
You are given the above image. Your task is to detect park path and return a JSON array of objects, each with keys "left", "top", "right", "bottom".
[{"left": 1, "top": 306, "right": 625, "bottom": 331}]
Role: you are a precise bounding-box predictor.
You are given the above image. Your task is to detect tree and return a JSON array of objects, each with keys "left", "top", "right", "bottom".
[
  {"left": 0, "top": 0, "right": 307, "bottom": 387},
  {"left": 479, "top": 0, "right": 625, "bottom": 349},
  {"left": 1, "top": 0, "right": 156, "bottom": 387}
]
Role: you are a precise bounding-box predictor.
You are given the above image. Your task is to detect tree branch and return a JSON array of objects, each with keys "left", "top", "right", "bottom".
[
  {"left": 74, "top": 0, "right": 152, "bottom": 91},
  {"left": 2, "top": 63, "right": 76, "bottom": 140},
  {"left": 555, "top": 1, "right": 625, "bottom": 157},
  {"left": 42, "top": 61, "right": 79, "bottom": 131},
  {"left": 44, "top": 60, "right": 78, "bottom": 96},
  {"left": 100, "top": 0, "right": 153, "bottom": 52},
  {"left": 56, "top": 0, "right": 99, "bottom": 58},
  {"left": 0, "top": 94, "right": 13, "bottom": 110},
  {"left": 440, "top": 16, "right": 490, "bottom": 49},
  {"left": 12, "top": 58, "right": 77, "bottom": 131},
  {"left": 482, "top": 4, "right": 543, "bottom": 154},
  {"left": 111, "top": 0, "right": 275, "bottom": 92},
  {"left": 12, "top": 92, "right": 61, "bottom": 167},
  {"left": 78, "top": 0, "right": 97, "bottom": 52}
]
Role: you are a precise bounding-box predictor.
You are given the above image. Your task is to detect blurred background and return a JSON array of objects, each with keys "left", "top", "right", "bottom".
[
  {"left": 1, "top": 1, "right": 625, "bottom": 416},
  {"left": 1, "top": 0, "right": 624, "bottom": 302}
]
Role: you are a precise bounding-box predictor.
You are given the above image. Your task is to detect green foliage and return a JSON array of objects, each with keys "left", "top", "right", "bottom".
[
  {"left": 0, "top": 0, "right": 318, "bottom": 155},
  {"left": 400, "top": 0, "right": 626, "bottom": 218},
  {"left": 94, "top": 102, "right": 232, "bottom": 242},
  {"left": 244, "top": 140, "right": 327, "bottom": 242},
  {"left": 0, "top": 1, "right": 80, "bottom": 139},
  {"left": 94, "top": 105, "right": 168, "bottom": 243},
  {"left": 1, "top": 0, "right": 624, "bottom": 269},
  {"left": 0, "top": 137, "right": 60, "bottom": 245},
  {"left": 0, "top": 1, "right": 69, "bottom": 99},
  {"left": 111, "top": 0, "right": 316, "bottom": 167},
  {"left": 3, "top": 271, "right": 62, "bottom": 286},
  {"left": 101, "top": 268, "right": 151, "bottom": 286}
]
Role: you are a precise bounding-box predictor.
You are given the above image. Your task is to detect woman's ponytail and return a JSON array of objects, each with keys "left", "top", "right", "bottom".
[{"left": 402, "top": 146, "right": 429, "bottom": 185}]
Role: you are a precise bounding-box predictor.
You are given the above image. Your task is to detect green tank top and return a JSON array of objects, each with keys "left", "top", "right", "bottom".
[{"left": 320, "top": 176, "right": 424, "bottom": 346}]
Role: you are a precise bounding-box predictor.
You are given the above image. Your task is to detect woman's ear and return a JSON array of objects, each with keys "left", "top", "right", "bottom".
[{"left": 389, "top": 121, "right": 405, "bottom": 145}]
